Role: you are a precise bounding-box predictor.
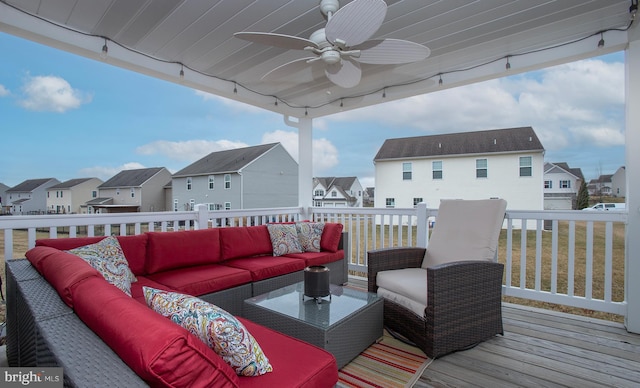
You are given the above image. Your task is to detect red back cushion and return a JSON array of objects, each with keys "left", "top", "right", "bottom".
[
  {"left": 36, "top": 234, "right": 149, "bottom": 276},
  {"left": 25, "top": 246, "right": 100, "bottom": 307},
  {"left": 72, "top": 277, "right": 239, "bottom": 387},
  {"left": 219, "top": 226, "right": 273, "bottom": 261},
  {"left": 320, "top": 223, "right": 344, "bottom": 252},
  {"left": 145, "top": 228, "right": 222, "bottom": 274}
]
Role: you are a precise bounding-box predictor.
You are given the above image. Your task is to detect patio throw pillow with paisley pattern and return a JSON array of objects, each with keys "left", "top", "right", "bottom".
[
  {"left": 143, "top": 287, "right": 273, "bottom": 377},
  {"left": 67, "top": 235, "right": 136, "bottom": 296},
  {"left": 296, "top": 222, "right": 325, "bottom": 252},
  {"left": 267, "top": 223, "right": 303, "bottom": 256}
]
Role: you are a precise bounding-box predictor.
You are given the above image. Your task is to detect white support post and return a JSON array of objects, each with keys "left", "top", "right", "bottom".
[
  {"left": 416, "top": 202, "right": 428, "bottom": 248},
  {"left": 625, "top": 24, "right": 640, "bottom": 333},
  {"left": 284, "top": 115, "right": 314, "bottom": 220},
  {"left": 195, "top": 204, "right": 208, "bottom": 230}
]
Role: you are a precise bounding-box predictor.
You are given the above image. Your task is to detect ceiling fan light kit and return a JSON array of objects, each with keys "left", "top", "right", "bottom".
[{"left": 234, "top": 0, "right": 430, "bottom": 88}]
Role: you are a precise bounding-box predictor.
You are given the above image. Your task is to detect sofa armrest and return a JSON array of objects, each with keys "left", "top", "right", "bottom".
[
  {"left": 367, "top": 247, "right": 426, "bottom": 293},
  {"left": 425, "top": 261, "right": 504, "bottom": 347}
]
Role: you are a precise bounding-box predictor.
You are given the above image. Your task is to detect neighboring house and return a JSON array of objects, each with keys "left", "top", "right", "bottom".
[
  {"left": 313, "top": 177, "right": 364, "bottom": 207},
  {"left": 6, "top": 178, "right": 60, "bottom": 215},
  {"left": 172, "top": 143, "right": 298, "bottom": 211},
  {"left": 543, "top": 162, "right": 585, "bottom": 210},
  {"left": 611, "top": 166, "right": 626, "bottom": 198},
  {"left": 588, "top": 174, "right": 613, "bottom": 197},
  {"left": 46, "top": 178, "right": 103, "bottom": 214},
  {"left": 0, "top": 182, "right": 9, "bottom": 214},
  {"left": 91, "top": 167, "right": 172, "bottom": 213},
  {"left": 373, "top": 127, "right": 545, "bottom": 216},
  {"left": 364, "top": 187, "right": 375, "bottom": 207}
]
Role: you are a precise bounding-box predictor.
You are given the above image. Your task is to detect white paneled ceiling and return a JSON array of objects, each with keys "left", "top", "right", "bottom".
[{"left": 0, "top": 0, "right": 635, "bottom": 118}]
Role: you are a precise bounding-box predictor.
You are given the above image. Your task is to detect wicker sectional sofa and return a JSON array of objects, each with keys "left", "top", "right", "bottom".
[{"left": 6, "top": 223, "right": 347, "bottom": 387}]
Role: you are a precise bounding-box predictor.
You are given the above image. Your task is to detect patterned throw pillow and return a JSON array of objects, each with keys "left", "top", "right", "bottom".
[
  {"left": 67, "top": 236, "right": 136, "bottom": 296},
  {"left": 296, "top": 222, "right": 325, "bottom": 252},
  {"left": 143, "top": 287, "right": 273, "bottom": 377},
  {"left": 266, "top": 223, "right": 303, "bottom": 256}
]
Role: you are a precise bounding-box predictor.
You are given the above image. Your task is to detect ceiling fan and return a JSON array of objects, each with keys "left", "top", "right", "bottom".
[{"left": 234, "top": 0, "right": 430, "bottom": 88}]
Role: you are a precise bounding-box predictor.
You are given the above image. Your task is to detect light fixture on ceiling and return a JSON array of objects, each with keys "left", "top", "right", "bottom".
[
  {"left": 598, "top": 32, "right": 605, "bottom": 48},
  {"left": 631, "top": 0, "right": 638, "bottom": 20},
  {"left": 100, "top": 38, "right": 108, "bottom": 60},
  {"left": 438, "top": 74, "right": 443, "bottom": 86},
  {"left": 179, "top": 65, "right": 185, "bottom": 80},
  {"left": 233, "top": 82, "right": 237, "bottom": 94},
  {"left": 505, "top": 56, "right": 511, "bottom": 70}
]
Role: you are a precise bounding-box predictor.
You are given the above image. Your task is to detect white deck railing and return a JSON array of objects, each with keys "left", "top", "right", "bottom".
[{"left": 0, "top": 205, "right": 627, "bottom": 317}]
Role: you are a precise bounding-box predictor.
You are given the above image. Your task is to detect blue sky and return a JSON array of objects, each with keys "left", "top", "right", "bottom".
[{"left": 0, "top": 32, "right": 626, "bottom": 189}]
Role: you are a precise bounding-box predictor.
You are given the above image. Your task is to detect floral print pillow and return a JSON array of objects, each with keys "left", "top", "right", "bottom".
[{"left": 266, "top": 223, "right": 303, "bottom": 256}]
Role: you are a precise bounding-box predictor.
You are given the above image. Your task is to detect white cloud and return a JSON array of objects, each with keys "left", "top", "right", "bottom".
[
  {"left": 0, "top": 84, "right": 9, "bottom": 97},
  {"left": 326, "top": 57, "right": 624, "bottom": 151},
  {"left": 79, "top": 162, "right": 146, "bottom": 181},
  {"left": 136, "top": 139, "right": 249, "bottom": 161},
  {"left": 261, "top": 130, "right": 339, "bottom": 174},
  {"left": 19, "top": 75, "right": 90, "bottom": 112}
]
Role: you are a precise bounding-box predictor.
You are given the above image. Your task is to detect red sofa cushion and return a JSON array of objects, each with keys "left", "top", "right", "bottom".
[
  {"left": 72, "top": 276, "right": 240, "bottom": 388},
  {"left": 236, "top": 318, "right": 338, "bottom": 387},
  {"left": 320, "top": 223, "right": 343, "bottom": 252},
  {"left": 130, "top": 276, "right": 176, "bottom": 304},
  {"left": 147, "top": 264, "right": 252, "bottom": 297},
  {"left": 219, "top": 226, "right": 273, "bottom": 261},
  {"left": 145, "top": 229, "right": 222, "bottom": 274},
  {"left": 36, "top": 234, "right": 149, "bottom": 276},
  {"left": 25, "top": 246, "right": 100, "bottom": 307},
  {"left": 223, "top": 256, "right": 306, "bottom": 282},
  {"left": 283, "top": 250, "right": 344, "bottom": 267}
]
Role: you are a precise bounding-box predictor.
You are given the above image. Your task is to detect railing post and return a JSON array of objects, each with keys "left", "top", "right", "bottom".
[
  {"left": 416, "top": 202, "right": 428, "bottom": 248},
  {"left": 195, "top": 204, "right": 208, "bottom": 229}
]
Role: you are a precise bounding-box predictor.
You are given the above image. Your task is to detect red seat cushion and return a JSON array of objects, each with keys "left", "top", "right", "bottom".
[
  {"left": 146, "top": 264, "right": 252, "bottom": 296},
  {"left": 283, "top": 250, "right": 344, "bottom": 266},
  {"left": 321, "top": 223, "right": 344, "bottom": 252},
  {"left": 36, "top": 234, "right": 149, "bottom": 276},
  {"left": 72, "top": 277, "right": 240, "bottom": 388},
  {"left": 145, "top": 229, "right": 222, "bottom": 274},
  {"left": 219, "top": 226, "right": 273, "bottom": 260},
  {"left": 222, "top": 256, "right": 306, "bottom": 281},
  {"left": 130, "top": 275, "right": 177, "bottom": 304},
  {"left": 236, "top": 318, "right": 338, "bottom": 388}
]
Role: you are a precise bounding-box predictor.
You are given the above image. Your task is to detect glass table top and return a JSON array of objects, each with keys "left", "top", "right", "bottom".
[{"left": 245, "top": 282, "right": 380, "bottom": 329}]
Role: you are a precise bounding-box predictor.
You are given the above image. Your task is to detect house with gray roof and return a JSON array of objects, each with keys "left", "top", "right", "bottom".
[
  {"left": 0, "top": 182, "right": 9, "bottom": 214},
  {"left": 6, "top": 178, "right": 60, "bottom": 215},
  {"left": 543, "top": 162, "right": 585, "bottom": 210},
  {"left": 373, "top": 127, "right": 545, "bottom": 213},
  {"left": 46, "top": 177, "right": 103, "bottom": 214},
  {"left": 172, "top": 143, "right": 298, "bottom": 211},
  {"left": 313, "top": 177, "right": 364, "bottom": 207},
  {"left": 93, "top": 167, "right": 172, "bottom": 213}
]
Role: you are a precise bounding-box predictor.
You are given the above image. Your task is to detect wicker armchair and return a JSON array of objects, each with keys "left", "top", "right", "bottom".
[{"left": 367, "top": 199, "right": 507, "bottom": 359}]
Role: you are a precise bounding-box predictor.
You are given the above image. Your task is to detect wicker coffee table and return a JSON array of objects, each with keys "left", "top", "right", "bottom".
[{"left": 243, "top": 282, "right": 383, "bottom": 369}]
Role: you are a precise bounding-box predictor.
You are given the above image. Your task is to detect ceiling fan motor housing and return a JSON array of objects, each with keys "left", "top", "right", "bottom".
[{"left": 321, "top": 50, "right": 341, "bottom": 64}]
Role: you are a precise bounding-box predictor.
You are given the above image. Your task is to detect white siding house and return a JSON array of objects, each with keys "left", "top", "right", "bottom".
[
  {"left": 374, "top": 127, "right": 545, "bottom": 219},
  {"left": 313, "top": 177, "right": 364, "bottom": 207},
  {"left": 611, "top": 166, "right": 626, "bottom": 198},
  {"left": 91, "top": 167, "right": 172, "bottom": 213},
  {"left": 543, "top": 162, "right": 585, "bottom": 210},
  {"left": 46, "top": 177, "right": 103, "bottom": 214},
  {"left": 6, "top": 178, "right": 60, "bottom": 215}
]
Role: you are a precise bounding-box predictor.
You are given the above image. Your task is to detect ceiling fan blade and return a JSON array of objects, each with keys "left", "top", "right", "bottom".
[
  {"left": 262, "top": 57, "right": 318, "bottom": 83},
  {"left": 325, "top": 0, "right": 387, "bottom": 47},
  {"left": 234, "top": 32, "right": 318, "bottom": 50},
  {"left": 354, "top": 39, "right": 431, "bottom": 64},
  {"left": 325, "top": 58, "right": 362, "bottom": 88}
]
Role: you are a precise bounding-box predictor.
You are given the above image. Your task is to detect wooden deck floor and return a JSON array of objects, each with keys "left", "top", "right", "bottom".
[{"left": 414, "top": 303, "right": 640, "bottom": 387}]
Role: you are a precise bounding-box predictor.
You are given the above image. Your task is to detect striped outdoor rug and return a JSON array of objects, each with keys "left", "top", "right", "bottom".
[{"left": 337, "top": 331, "right": 432, "bottom": 388}]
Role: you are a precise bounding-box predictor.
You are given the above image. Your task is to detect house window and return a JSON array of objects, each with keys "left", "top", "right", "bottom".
[
  {"left": 224, "top": 174, "right": 231, "bottom": 189},
  {"left": 520, "top": 156, "right": 532, "bottom": 177},
  {"left": 224, "top": 202, "right": 231, "bottom": 210},
  {"left": 116, "top": 189, "right": 120, "bottom": 196},
  {"left": 413, "top": 198, "right": 423, "bottom": 207},
  {"left": 476, "top": 159, "right": 488, "bottom": 178},
  {"left": 432, "top": 161, "right": 443, "bottom": 180},
  {"left": 331, "top": 191, "right": 337, "bottom": 197},
  {"left": 189, "top": 199, "right": 195, "bottom": 211},
  {"left": 173, "top": 199, "right": 178, "bottom": 211},
  {"left": 385, "top": 198, "right": 395, "bottom": 208},
  {"left": 208, "top": 176, "right": 215, "bottom": 190},
  {"left": 314, "top": 189, "right": 324, "bottom": 196},
  {"left": 560, "top": 180, "right": 571, "bottom": 188},
  {"left": 402, "top": 162, "right": 412, "bottom": 180},
  {"left": 130, "top": 188, "right": 135, "bottom": 198},
  {"left": 186, "top": 177, "right": 192, "bottom": 191},
  {"left": 314, "top": 201, "right": 322, "bottom": 207},
  {"left": 92, "top": 190, "right": 97, "bottom": 198},
  {"left": 544, "top": 180, "right": 552, "bottom": 189}
]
